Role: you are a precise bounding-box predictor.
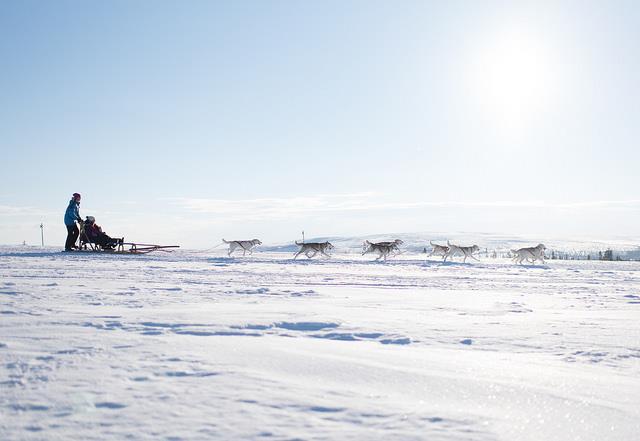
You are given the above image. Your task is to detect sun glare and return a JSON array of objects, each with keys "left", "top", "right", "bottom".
[{"left": 467, "top": 29, "right": 555, "bottom": 133}]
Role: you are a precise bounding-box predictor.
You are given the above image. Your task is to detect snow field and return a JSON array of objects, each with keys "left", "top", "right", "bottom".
[{"left": 1, "top": 248, "right": 639, "bottom": 440}]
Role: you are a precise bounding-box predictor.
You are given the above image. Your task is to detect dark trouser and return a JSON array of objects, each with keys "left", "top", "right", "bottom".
[
  {"left": 95, "top": 233, "right": 115, "bottom": 248},
  {"left": 65, "top": 224, "right": 79, "bottom": 250}
]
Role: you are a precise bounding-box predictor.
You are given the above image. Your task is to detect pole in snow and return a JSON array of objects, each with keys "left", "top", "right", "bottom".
[
  {"left": 40, "top": 223, "right": 44, "bottom": 247},
  {"left": 302, "top": 230, "right": 305, "bottom": 244}
]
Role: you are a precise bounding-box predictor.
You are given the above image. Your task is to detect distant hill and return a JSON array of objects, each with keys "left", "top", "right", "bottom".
[{"left": 260, "top": 232, "right": 640, "bottom": 256}]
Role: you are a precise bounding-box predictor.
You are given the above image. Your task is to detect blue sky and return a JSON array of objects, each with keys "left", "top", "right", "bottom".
[{"left": 1, "top": 0, "right": 639, "bottom": 247}]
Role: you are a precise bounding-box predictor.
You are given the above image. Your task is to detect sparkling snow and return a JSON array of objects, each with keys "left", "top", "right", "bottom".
[{"left": 1, "top": 247, "right": 639, "bottom": 440}]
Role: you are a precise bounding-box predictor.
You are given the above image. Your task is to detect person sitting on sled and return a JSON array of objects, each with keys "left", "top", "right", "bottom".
[{"left": 83, "top": 216, "right": 120, "bottom": 250}]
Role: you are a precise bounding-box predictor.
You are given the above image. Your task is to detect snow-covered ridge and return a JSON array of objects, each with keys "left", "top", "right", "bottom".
[{"left": 260, "top": 231, "right": 640, "bottom": 255}]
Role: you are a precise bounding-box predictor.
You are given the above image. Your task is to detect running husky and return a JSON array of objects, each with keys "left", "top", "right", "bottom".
[
  {"left": 362, "top": 239, "right": 402, "bottom": 261},
  {"left": 376, "top": 239, "right": 403, "bottom": 249},
  {"left": 222, "top": 239, "right": 262, "bottom": 257},
  {"left": 294, "top": 241, "right": 334, "bottom": 259},
  {"left": 428, "top": 241, "right": 449, "bottom": 258},
  {"left": 511, "top": 243, "right": 546, "bottom": 264},
  {"left": 361, "top": 239, "right": 403, "bottom": 252},
  {"left": 444, "top": 240, "right": 480, "bottom": 263}
]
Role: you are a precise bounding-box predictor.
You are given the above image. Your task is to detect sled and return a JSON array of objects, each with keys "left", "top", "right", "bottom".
[
  {"left": 77, "top": 240, "right": 179, "bottom": 255},
  {"left": 120, "top": 243, "right": 180, "bottom": 254},
  {"left": 77, "top": 221, "right": 179, "bottom": 254}
]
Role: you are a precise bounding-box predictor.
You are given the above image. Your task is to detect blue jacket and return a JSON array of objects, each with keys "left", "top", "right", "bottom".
[{"left": 64, "top": 199, "right": 81, "bottom": 225}]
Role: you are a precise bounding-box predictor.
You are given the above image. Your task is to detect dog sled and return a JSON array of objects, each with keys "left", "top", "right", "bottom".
[
  {"left": 78, "top": 241, "right": 179, "bottom": 254},
  {"left": 77, "top": 217, "right": 179, "bottom": 255}
]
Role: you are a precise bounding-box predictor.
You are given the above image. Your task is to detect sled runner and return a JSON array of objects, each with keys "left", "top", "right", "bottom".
[
  {"left": 77, "top": 218, "right": 178, "bottom": 254},
  {"left": 77, "top": 241, "right": 180, "bottom": 254}
]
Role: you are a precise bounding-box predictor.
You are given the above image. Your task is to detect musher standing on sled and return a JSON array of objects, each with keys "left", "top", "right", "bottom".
[{"left": 64, "top": 193, "right": 82, "bottom": 251}]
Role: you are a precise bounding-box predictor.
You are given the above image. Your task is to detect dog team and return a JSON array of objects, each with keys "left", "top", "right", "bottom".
[{"left": 222, "top": 237, "right": 547, "bottom": 265}]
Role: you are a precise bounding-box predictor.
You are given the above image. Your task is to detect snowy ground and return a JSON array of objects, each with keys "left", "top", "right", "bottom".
[{"left": 1, "top": 247, "right": 639, "bottom": 440}]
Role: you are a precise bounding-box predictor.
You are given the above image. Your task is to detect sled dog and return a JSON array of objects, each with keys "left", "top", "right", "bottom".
[
  {"left": 222, "top": 239, "right": 262, "bottom": 257},
  {"left": 361, "top": 239, "right": 402, "bottom": 253},
  {"left": 444, "top": 240, "right": 480, "bottom": 263},
  {"left": 294, "top": 241, "right": 334, "bottom": 259},
  {"left": 377, "top": 239, "right": 404, "bottom": 248},
  {"left": 428, "top": 241, "right": 449, "bottom": 258},
  {"left": 362, "top": 240, "right": 402, "bottom": 261},
  {"left": 362, "top": 239, "right": 403, "bottom": 253},
  {"left": 511, "top": 243, "right": 546, "bottom": 264}
]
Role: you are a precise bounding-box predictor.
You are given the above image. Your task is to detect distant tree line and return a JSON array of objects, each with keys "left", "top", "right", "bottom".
[{"left": 482, "top": 248, "right": 639, "bottom": 261}]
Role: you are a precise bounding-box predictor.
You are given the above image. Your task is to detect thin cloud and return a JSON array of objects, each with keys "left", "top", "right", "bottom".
[
  {"left": 0, "top": 205, "right": 48, "bottom": 217},
  {"left": 417, "top": 200, "right": 640, "bottom": 209},
  {"left": 164, "top": 193, "right": 387, "bottom": 219},
  {"left": 553, "top": 200, "right": 640, "bottom": 209},
  {"left": 165, "top": 194, "right": 640, "bottom": 220}
]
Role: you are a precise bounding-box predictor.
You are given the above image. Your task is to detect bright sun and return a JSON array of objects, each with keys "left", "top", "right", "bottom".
[{"left": 467, "top": 28, "right": 555, "bottom": 133}]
